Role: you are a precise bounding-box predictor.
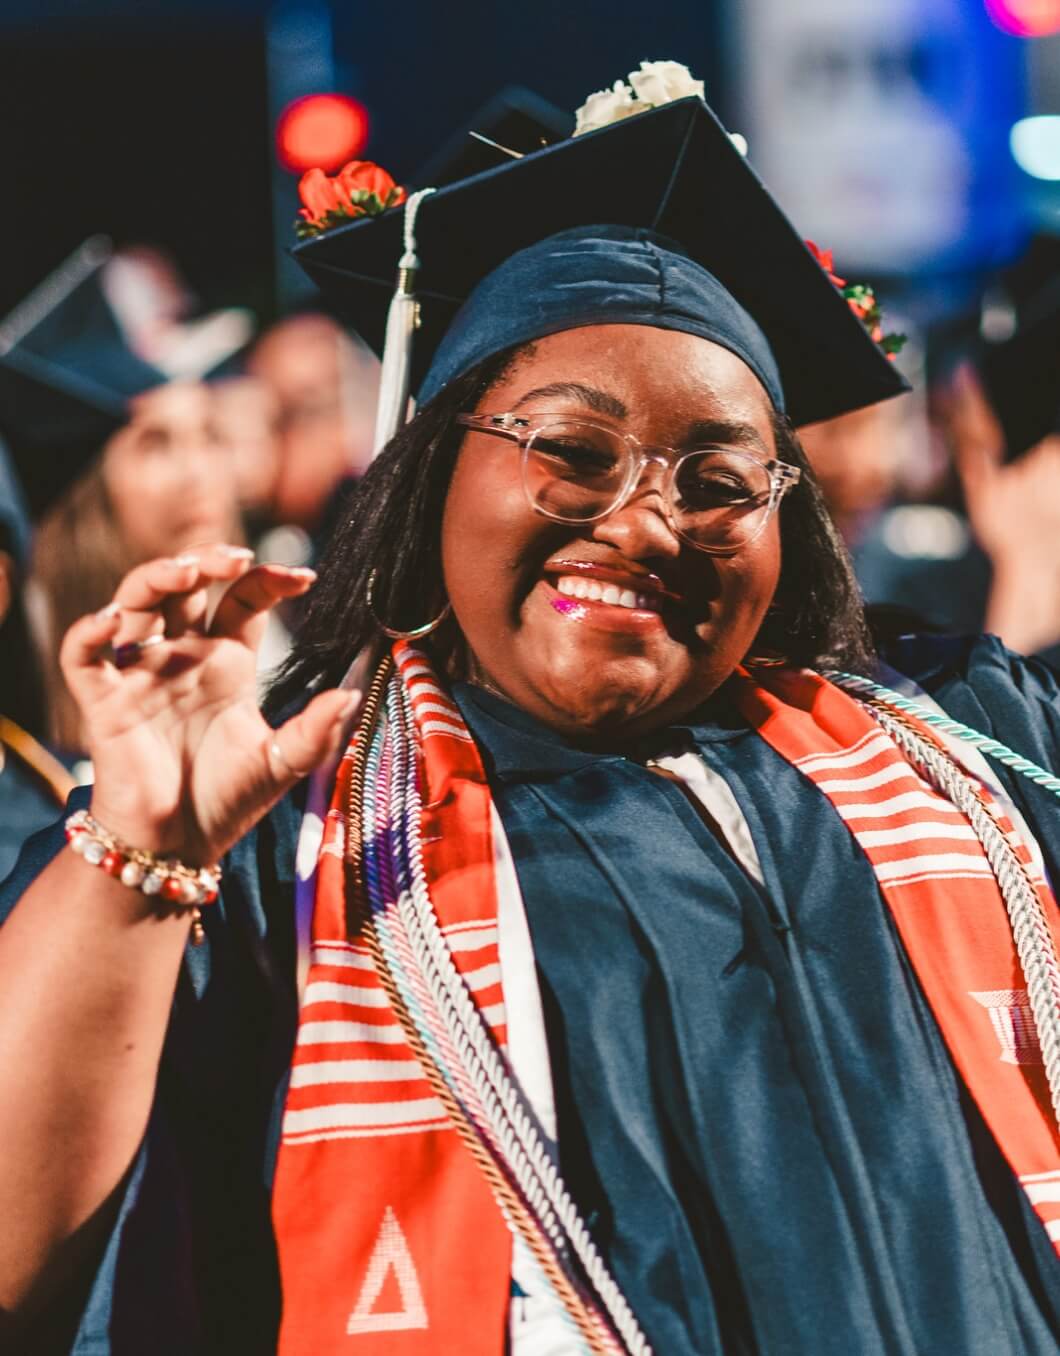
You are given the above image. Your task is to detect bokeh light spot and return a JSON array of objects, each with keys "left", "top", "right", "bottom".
[
  {"left": 1010, "top": 115, "right": 1060, "bottom": 180},
  {"left": 277, "top": 94, "right": 369, "bottom": 172},
  {"left": 985, "top": 0, "right": 1060, "bottom": 37}
]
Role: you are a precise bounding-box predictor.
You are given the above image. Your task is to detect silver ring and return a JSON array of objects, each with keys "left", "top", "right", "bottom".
[{"left": 113, "top": 633, "right": 166, "bottom": 669}]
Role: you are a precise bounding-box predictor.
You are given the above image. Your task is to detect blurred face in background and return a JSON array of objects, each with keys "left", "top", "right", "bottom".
[
  {"left": 212, "top": 375, "right": 281, "bottom": 515},
  {"left": 102, "top": 381, "right": 240, "bottom": 559},
  {"left": 800, "top": 392, "right": 924, "bottom": 544},
  {"left": 249, "top": 313, "right": 379, "bottom": 528}
]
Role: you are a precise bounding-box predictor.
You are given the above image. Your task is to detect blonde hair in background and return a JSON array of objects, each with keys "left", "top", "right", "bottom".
[{"left": 28, "top": 462, "right": 139, "bottom": 752}]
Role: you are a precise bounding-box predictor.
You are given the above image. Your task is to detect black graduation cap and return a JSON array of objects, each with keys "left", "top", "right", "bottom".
[
  {"left": 293, "top": 95, "right": 908, "bottom": 429},
  {"left": 0, "top": 238, "right": 167, "bottom": 519},
  {"left": 413, "top": 85, "right": 574, "bottom": 188},
  {"left": 977, "top": 278, "right": 1060, "bottom": 461}
]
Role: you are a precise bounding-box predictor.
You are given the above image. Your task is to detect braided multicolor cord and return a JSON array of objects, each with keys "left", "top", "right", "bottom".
[{"left": 346, "top": 663, "right": 649, "bottom": 1355}]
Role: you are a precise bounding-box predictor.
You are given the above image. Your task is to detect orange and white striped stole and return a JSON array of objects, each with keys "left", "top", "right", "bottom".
[
  {"left": 735, "top": 667, "right": 1060, "bottom": 1253},
  {"left": 271, "top": 642, "right": 511, "bottom": 1355}
]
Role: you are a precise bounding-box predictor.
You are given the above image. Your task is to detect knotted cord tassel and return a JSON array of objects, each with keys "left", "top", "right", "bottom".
[{"left": 371, "top": 186, "right": 436, "bottom": 457}]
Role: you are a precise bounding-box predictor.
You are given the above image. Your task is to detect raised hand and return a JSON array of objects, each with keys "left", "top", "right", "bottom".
[
  {"left": 60, "top": 542, "right": 357, "bottom": 866},
  {"left": 946, "top": 365, "right": 1060, "bottom": 653}
]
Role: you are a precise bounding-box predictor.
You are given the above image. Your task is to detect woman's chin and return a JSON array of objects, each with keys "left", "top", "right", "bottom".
[{"left": 523, "top": 654, "right": 689, "bottom": 736}]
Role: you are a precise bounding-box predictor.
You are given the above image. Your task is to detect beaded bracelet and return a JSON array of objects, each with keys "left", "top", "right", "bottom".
[{"left": 65, "top": 808, "right": 220, "bottom": 946}]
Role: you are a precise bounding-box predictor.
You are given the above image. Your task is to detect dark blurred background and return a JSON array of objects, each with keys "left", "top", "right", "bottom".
[
  {"left": 3, "top": 0, "right": 1054, "bottom": 323},
  {"left": 0, "top": 0, "right": 733, "bottom": 318}
]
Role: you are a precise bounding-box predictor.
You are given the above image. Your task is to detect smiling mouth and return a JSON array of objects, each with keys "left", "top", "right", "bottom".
[{"left": 553, "top": 574, "right": 663, "bottom": 613}]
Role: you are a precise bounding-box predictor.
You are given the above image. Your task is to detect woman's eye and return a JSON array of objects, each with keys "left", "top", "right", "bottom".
[
  {"left": 533, "top": 438, "right": 620, "bottom": 476},
  {"left": 135, "top": 430, "right": 169, "bottom": 455},
  {"left": 681, "top": 474, "right": 754, "bottom": 506}
]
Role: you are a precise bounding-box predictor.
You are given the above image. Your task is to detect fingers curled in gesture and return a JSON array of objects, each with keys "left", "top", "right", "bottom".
[
  {"left": 265, "top": 687, "right": 361, "bottom": 790},
  {"left": 209, "top": 564, "right": 317, "bottom": 648},
  {"left": 113, "top": 633, "right": 167, "bottom": 670},
  {"left": 110, "top": 545, "right": 255, "bottom": 643}
]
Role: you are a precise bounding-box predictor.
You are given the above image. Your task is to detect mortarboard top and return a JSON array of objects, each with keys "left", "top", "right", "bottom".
[
  {"left": 0, "top": 237, "right": 168, "bottom": 518},
  {"left": 412, "top": 86, "right": 573, "bottom": 188},
  {"left": 0, "top": 346, "right": 138, "bottom": 520},
  {"left": 977, "top": 277, "right": 1060, "bottom": 460},
  {"left": 293, "top": 95, "right": 908, "bottom": 429}
]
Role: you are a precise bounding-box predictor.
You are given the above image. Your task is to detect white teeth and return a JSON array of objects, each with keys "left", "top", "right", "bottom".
[{"left": 551, "top": 575, "right": 662, "bottom": 612}]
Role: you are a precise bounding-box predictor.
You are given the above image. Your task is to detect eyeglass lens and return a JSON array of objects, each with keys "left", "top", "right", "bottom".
[{"left": 523, "top": 420, "right": 775, "bottom": 549}]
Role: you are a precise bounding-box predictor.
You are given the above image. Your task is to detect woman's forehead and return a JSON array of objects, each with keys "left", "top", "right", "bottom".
[
  {"left": 487, "top": 325, "right": 777, "bottom": 427},
  {"left": 128, "top": 380, "right": 213, "bottom": 425}
]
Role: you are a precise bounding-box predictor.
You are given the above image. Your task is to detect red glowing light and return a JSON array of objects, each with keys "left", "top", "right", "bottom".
[
  {"left": 277, "top": 94, "right": 370, "bottom": 172},
  {"left": 984, "top": 0, "right": 1060, "bottom": 36}
]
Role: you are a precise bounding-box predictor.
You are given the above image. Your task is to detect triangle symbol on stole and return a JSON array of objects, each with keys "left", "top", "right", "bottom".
[{"left": 346, "top": 1206, "right": 429, "bottom": 1334}]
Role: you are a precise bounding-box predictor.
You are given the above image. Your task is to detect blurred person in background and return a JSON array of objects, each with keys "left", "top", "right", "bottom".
[
  {"left": 247, "top": 311, "right": 379, "bottom": 561},
  {"left": 0, "top": 240, "right": 247, "bottom": 756},
  {"left": 798, "top": 346, "right": 987, "bottom": 639},
  {"left": 246, "top": 312, "right": 380, "bottom": 674},
  {"left": 941, "top": 278, "right": 1060, "bottom": 660},
  {"left": 212, "top": 373, "right": 282, "bottom": 541},
  {"left": 800, "top": 384, "right": 931, "bottom": 548},
  {"left": 30, "top": 382, "right": 245, "bottom": 751},
  {"left": 807, "top": 284, "right": 1060, "bottom": 663}
]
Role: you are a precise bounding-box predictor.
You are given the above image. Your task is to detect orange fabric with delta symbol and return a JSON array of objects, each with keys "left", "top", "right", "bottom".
[{"left": 271, "top": 643, "right": 511, "bottom": 1354}]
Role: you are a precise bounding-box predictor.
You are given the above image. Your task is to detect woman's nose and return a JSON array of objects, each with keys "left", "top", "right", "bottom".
[{"left": 590, "top": 456, "right": 681, "bottom": 558}]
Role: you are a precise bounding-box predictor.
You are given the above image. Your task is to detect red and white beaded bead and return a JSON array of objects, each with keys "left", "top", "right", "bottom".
[{"left": 65, "top": 808, "right": 220, "bottom": 946}]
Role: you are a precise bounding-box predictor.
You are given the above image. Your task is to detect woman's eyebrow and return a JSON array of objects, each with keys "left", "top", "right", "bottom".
[
  {"left": 685, "top": 419, "right": 770, "bottom": 454},
  {"left": 511, "top": 382, "right": 628, "bottom": 418}
]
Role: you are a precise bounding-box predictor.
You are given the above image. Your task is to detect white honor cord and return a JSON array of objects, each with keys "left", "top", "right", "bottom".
[{"left": 864, "top": 704, "right": 1060, "bottom": 1137}]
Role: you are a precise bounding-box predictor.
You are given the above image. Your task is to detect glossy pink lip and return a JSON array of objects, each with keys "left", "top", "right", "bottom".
[{"left": 543, "top": 558, "right": 683, "bottom": 603}]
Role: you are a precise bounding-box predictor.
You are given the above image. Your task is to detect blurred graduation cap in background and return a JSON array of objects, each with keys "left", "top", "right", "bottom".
[
  {"left": 0, "top": 237, "right": 253, "bottom": 520},
  {"left": 293, "top": 94, "right": 908, "bottom": 443},
  {"left": 976, "top": 277, "right": 1060, "bottom": 461},
  {"left": 0, "top": 237, "right": 165, "bottom": 520}
]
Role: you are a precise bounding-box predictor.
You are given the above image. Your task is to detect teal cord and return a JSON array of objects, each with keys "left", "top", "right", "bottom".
[{"left": 826, "top": 671, "right": 1060, "bottom": 800}]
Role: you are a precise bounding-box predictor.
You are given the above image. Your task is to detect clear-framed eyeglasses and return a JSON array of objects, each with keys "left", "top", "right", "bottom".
[{"left": 456, "top": 411, "right": 802, "bottom": 555}]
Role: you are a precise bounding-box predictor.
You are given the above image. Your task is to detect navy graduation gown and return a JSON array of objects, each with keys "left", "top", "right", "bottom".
[{"left": 4, "top": 635, "right": 1060, "bottom": 1353}]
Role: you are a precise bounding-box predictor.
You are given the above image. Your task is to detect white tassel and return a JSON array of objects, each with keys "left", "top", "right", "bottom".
[{"left": 371, "top": 187, "right": 436, "bottom": 458}]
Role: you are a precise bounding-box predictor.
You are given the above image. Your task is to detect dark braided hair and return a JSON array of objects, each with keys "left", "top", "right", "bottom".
[{"left": 267, "top": 347, "right": 874, "bottom": 716}]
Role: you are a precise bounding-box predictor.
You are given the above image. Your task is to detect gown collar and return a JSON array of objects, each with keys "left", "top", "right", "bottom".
[{"left": 452, "top": 680, "right": 752, "bottom": 784}]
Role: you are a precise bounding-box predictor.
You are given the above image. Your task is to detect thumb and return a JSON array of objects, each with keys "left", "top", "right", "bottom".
[{"left": 267, "top": 688, "right": 362, "bottom": 786}]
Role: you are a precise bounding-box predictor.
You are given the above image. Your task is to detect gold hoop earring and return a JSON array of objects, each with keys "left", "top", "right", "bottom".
[
  {"left": 744, "top": 650, "right": 789, "bottom": 669},
  {"left": 366, "top": 569, "right": 452, "bottom": 640}
]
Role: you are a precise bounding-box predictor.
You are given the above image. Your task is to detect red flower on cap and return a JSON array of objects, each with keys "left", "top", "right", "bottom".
[
  {"left": 805, "top": 239, "right": 845, "bottom": 289},
  {"left": 296, "top": 160, "right": 407, "bottom": 239},
  {"left": 805, "top": 239, "right": 906, "bottom": 360}
]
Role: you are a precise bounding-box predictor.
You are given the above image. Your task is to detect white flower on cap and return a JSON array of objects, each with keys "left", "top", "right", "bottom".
[
  {"left": 573, "top": 61, "right": 709, "bottom": 138},
  {"left": 627, "top": 60, "right": 704, "bottom": 106},
  {"left": 573, "top": 79, "right": 640, "bottom": 136}
]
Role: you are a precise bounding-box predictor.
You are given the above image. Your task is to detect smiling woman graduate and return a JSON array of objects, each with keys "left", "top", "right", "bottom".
[{"left": 3, "top": 79, "right": 1060, "bottom": 1356}]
